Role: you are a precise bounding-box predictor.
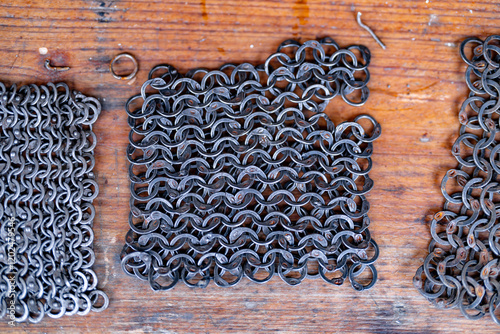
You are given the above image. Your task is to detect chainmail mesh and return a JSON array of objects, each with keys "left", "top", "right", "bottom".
[
  {"left": 0, "top": 82, "right": 108, "bottom": 323},
  {"left": 414, "top": 35, "right": 500, "bottom": 324},
  {"left": 121, "top": 37, "right": 381, "bottom": 291}
]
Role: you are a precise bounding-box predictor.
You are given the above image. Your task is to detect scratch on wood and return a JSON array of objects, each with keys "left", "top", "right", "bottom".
[{"left": 8, "top": 54, "right": 19, "bottom": 73}]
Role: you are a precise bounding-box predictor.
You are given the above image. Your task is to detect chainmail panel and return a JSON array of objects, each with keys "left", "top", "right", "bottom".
[
  {"left": 415, "top": 35, "right": 500, "bottom": 324},
  {"left": 0, "top": 82, "right": 108, "bottom": 323},
  {"left": 121, "top": 37, "right": 381, "bottom": 291}
]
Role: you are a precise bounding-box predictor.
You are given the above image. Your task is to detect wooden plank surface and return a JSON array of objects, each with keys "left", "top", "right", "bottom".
[{"left": 0, "top": 0, "right": 499, "bottom": 333}]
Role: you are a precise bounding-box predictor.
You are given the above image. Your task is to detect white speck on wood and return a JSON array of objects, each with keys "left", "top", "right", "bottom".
[{"left": 428, "top": 14, "right": 438, "bottom": 26}]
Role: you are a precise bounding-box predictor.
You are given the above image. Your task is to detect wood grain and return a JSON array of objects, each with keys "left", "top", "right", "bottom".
[{"left": 0, "top": 0, "right": 499, "bottom": 333}]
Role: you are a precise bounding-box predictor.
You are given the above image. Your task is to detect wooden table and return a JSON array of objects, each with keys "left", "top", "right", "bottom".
[{"left": 0, "top": 0, "right": 499, "bottom": 332}]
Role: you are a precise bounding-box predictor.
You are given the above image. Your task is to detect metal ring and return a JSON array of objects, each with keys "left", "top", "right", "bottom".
[{"left": 110, "top": 53, "right": 138, "bottom": 80}]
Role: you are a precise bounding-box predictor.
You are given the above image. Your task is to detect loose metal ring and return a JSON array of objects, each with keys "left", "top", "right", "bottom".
[{"left": 110, "top": 53, "right": 138, "bottom": 81}]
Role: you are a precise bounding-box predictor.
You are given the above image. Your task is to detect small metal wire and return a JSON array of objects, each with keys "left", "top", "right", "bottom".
[
  {"left": 356, "top": 12, "right": 386, "bottom": 50},
  {"left": 44, "top": 59, "right": 70, "bottom": 72}
]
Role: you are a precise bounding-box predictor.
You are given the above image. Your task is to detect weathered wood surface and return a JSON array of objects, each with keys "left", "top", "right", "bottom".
[{"left": 0, "top": 0, "right": 499, "bottom": 333}]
